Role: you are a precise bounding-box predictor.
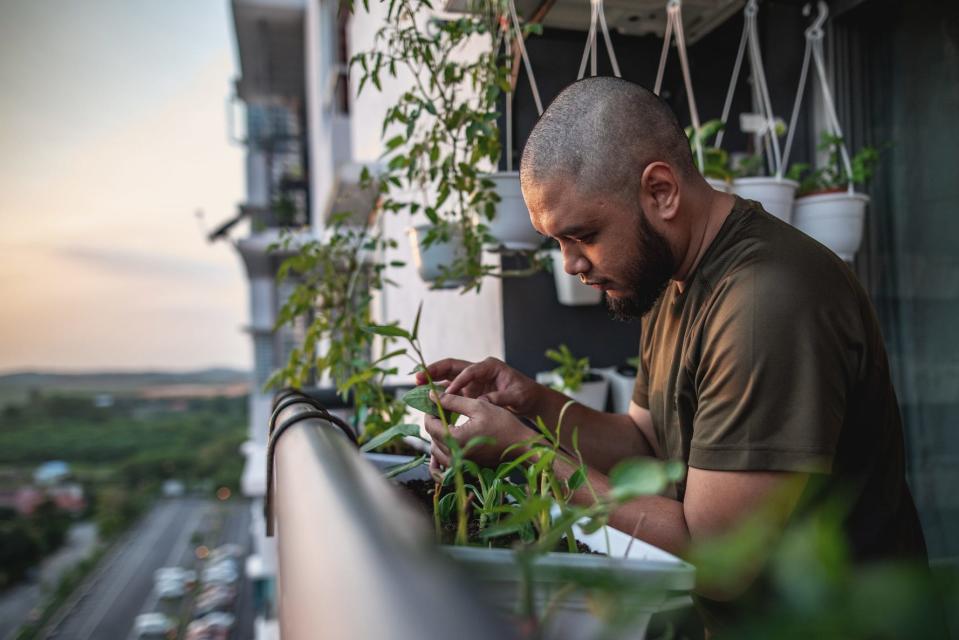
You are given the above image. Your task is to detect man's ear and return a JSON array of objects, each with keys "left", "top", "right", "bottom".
[{"left": 640, "top": 162, "right": 681, "bottom": 222}]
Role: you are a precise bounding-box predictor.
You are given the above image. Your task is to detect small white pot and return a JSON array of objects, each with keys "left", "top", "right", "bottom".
[
  {"left": 551, "top": 250, "right": 602, "bottom": 306},
  {"left": 536, "top": 371, "right": 609, "bottom": 412},
  {"left": 598, "top": 366, "right": 637, "bottom": 415},
  {"left": 408, "top": 224, "right": 467, "bottom": 288},
  {"left": 732, "top": 177, "right": 799, "bottom": 223},
  {"left": 706, "top": 177, "right": 733, "bottom": 193},
  {"left": 793, "top": 191, "right": 870, "bottom": 262},
  {"left": 485, "top": 171, "right": 541, "bottom": 250}
]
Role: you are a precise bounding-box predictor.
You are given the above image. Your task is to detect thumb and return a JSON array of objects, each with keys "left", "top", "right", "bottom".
[{"left": 430, "top": 390, "right": 480, "bottom": 417}]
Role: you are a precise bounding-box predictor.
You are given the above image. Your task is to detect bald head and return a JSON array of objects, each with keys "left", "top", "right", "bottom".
[{"left": 520, "top": 77, "right": 695, "bottom": 203}]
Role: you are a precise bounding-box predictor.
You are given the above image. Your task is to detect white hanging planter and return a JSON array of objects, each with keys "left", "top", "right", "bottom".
[
  {"left": 732, "top": 177, "right": 798, "bottom": 223},
  {"left": 408, "top": 224, "right": 467, "bottom": 288},
  {"left": 551, "top": 250, "right": 602, "bottom": 306},
  {"left": 484, "top": 171, "right": 541, "bottom": 250},
  {"left": 792, "top": 191, "right": 869, "bottom": 262},
  {"left": 598, "top": 365, "right": 637, "bottom": 415},
  {"left": 706, "top": 177, "right": 733, "bottom": 193},
  {"left": 535, "top": 371, "right": 609, "bottom": 412}
]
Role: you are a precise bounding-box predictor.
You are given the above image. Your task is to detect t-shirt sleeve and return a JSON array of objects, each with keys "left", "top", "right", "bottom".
[{"left": 689, "top": 265, "right": 863, "bottom": 473}]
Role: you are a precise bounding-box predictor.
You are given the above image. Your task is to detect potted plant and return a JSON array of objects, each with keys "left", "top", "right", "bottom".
[
  {"left": 486, "top": 171, "right": 544, "bottom": 250},
  {"left": 535, "top": 344, "right": 608, "bottom": 412},
  {"left": 787, "top": 132, "right": 880, "bottom": 261},
  {"left": 685, "top": 119, "right": 735, "bottom": 193},
  {"left": 730, "top": 121, "right": 799, "bottom": 224},
  {"left": 408, "top": 220, "right": 469, "bottom": 289}
]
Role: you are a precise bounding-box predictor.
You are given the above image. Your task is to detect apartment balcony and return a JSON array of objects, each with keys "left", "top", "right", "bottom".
[{"left": 232, "top": 0, "right": 307, "bottom": 104}]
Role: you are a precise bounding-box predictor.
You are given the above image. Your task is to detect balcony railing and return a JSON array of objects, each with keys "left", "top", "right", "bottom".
[{"left": 267, "top": 391, "right": 515, "bottom": 639}]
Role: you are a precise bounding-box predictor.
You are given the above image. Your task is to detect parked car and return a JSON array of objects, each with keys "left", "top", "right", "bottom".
[
  {"left": 155, "top": 577, "right": 186, "bottom": 599},
  {"left": 198, "top": 611, "right": 235, "bottom": 630},
  {"left": 154, "top": 566, "right": 197, "bottom": 586},
  {"left": 201, "top": 562, "right": 238, "bottom": 585},
  {"left": 184, "top": 620, "right": 227, "bottom": 640},
  {"left": 134, "top": 613, "right": 175, "bottom": 638},
  {"left": 194, "top": 585, "right": 236, "bottom": 615}
]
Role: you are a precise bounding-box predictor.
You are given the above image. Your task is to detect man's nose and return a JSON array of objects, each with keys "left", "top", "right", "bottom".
[{"left": 561, "top": 247, "right": 591, "bottom": 277}]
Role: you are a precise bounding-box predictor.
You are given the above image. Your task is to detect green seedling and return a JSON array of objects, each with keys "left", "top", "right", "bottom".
[
  {"left": 788, "top": 132, "right": 882, "bottom": 196},
  {"left": 545, "top": 344, "right": 591, "bottom": 393}
]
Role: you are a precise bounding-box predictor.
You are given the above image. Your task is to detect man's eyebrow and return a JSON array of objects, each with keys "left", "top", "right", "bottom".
[{"left": 552, "top": 222, "right": 594, "bottom": 238}]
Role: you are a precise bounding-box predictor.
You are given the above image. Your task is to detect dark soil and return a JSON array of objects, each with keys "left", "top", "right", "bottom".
[{"left": 399, "top": 479, "right": 601, "bottom": 554}]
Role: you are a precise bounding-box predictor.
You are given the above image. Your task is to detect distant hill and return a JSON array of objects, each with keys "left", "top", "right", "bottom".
[{"left": 0, "top": 368, "right": 251, "bottom": 408}]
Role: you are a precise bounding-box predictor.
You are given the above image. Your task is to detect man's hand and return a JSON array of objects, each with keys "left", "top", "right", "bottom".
[
  {"left": 423, "top": 392, "right": 532, "bottom": 472},
  {"left": 415, "top": 357, "right": 541, "bottom": 417}
]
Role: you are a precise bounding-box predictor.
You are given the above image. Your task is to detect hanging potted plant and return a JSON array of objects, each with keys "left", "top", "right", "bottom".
[
  {"left": 686, "top": 119, "right": 734, "bottom": 193},
  {"left": 600, "top": 357, "right": 639, "bottom": 415},
  {"left": 352, "top": 0, "right": 512, "bottom": 292},
  {"left": 484, "top": 0, "right": 547, "bottom": 251},
  {"left": 535, "top": 344, "right": 608, "bottom": 411},
  {"left": 787, "top": 133, "right": 880, "bottom": 261}
]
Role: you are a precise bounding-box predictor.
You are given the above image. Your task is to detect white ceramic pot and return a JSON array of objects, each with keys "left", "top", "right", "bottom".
[
  {"left": 598, "top": 366, "right": 637, "bottom": 415},
  {"left": 485, "top": 171, "right": 541, "bottom": 250},
  {"left": 408, "top": 224, "right": 467, "bottom": 288},
  {"left": 536, "top": 371, "right": 609, "bottom": 412},
  {"left": 551, "top": 250, "right": 602, "bottom": 306},
  {"left": 732, "top": 177, "right": 799, "bottom": 223},
  {"left": 706, "top": 177, "right": 733, "bottom": 193},
  {"left": 792, "top": 191, "right": 869, "bottom": 262}
]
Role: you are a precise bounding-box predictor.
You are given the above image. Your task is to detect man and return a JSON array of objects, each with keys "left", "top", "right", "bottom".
[{"left": 415, "top": 77, "right": 926, "bottom": 626}]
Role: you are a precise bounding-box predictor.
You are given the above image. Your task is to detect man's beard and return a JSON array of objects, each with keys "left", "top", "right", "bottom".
[{"left": 606, "top": 209, "right": 676, "bottom": 321}]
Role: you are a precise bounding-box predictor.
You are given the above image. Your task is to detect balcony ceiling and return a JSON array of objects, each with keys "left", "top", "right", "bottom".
[
  {"left": 444, "top": 0, "right": 745, "bottom": 43},
  {"left": 232, "top": 0, "right": 306, "bottom": 103}
]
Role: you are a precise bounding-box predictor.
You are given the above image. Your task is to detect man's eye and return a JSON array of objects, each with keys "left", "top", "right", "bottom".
[{"left": 576, "top": 233, "right": 597, "bottom": 244}]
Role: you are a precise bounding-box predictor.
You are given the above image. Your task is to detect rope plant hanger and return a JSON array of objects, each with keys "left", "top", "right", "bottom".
[
  {"left": 504, "top": 0, "right": 543, "bottom": 172},
  {"left": 577, "top": 0, "right": 622, "bottom": 80},
  {"left": 654, "top": 0, "right": 705, "bottom": 173},
  {"left": 781, "top": 1, "right": 856, "bottom": 194},
  {"left": 714, "top": 0, "right": 786, "bottom": 179}
]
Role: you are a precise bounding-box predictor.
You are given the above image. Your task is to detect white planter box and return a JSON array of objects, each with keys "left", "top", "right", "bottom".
[
  {"left": 485, "top": 171, "right": 542, "bottom": 250},
  {"left": 597, "top": 366, "right": 637, "bottom": 415},
  {"left": 551, "top": 250, "right": 602, "bottom": 306},
  {"left": 732, "top": 177, "right": 799, "bottom": 223},
  {"left": 536, "top": 371, "right": 609, "bottom": 412},
  {"left": 408, "top": 224, "right": 467, "bottom": 288},
  {"left": 368, "top": 454, "right": 695, "bottom": 640},
  {"left": 706, "top": 177, "right": 732, "bottom": 193},
  {"left": 792, "top": 191, "right": 869, "bottom": 262}
]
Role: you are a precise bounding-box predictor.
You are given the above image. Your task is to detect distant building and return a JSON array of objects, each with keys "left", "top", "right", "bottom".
[
  {"left": 6, "top": 484, "right": 85, "bottom": 516},
  {"left": 34, "top": 460, "right": 70, "bottom": 486}
]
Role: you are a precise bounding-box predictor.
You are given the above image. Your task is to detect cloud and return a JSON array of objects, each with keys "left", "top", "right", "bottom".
[{"left": 53, "top": 245, "right": 235, "bottom": 281}]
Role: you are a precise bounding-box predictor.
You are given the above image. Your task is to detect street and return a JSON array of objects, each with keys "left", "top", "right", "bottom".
[{"left": 44, "top": 497, "right": 253, "bottom": 640}]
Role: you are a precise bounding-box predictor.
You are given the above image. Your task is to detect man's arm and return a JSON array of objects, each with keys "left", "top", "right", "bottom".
[{"left": 550, "top": 456, "right": 807, "bottom": 600}]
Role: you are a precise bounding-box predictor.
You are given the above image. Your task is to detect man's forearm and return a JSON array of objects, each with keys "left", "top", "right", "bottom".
[
  {"left": 524, "top": 384, "right": 656, "bottom": 474},
  {"left": 551, "top": 455, "right": 691, "bottom": 558}
]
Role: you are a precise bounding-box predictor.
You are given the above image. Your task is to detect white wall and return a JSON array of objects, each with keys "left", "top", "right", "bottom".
[{"left": 348, "top": 4, "right": 505, "bottom": 374}]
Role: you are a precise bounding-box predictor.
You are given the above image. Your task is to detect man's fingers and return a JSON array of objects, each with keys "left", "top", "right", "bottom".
[
  {"left": 429, "top": 455, "right": 444, "bottom": 482},
  {"left": 430, "top": 445, "right": 450, "bottom": 470},
  {"left": 416, "top": 358, "right": 472, "bottom": 386},
  {"left": 423, "top": 415, "right": 451, "bottom": 453},
  {"left": 446, "top": 359, "right": 496, "bottom": 396}
]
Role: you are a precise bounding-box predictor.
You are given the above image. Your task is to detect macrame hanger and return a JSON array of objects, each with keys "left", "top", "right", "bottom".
[
  {"left": 782, "top": 2, "right": 854, "bottom": 192},
  {"left": 505, "top": 0, "right": 544, "bottom": 171},
  {"left": 577, "top": 0, "right": 622, "bottom": 80},
  {"left": 715, "top": 0, "right": 783, "bottom": 178},
  {"left": 654, "top": 0, "right": 704, "bottom": 173}
]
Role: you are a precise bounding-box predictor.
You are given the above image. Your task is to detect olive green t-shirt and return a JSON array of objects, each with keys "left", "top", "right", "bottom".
[{"left": 633, "top": 197, "right": 926, "bottom": 570}]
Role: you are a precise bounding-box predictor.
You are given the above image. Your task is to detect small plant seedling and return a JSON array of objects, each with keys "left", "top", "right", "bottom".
[{"left": 545, "top": 344, "right": 591, "bottom": 393}]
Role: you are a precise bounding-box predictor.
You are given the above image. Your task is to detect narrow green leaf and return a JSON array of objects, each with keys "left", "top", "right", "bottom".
[
  {"left": 366, "top": 324, "right": 410, "bottom": 339},
  {"left": 360, "top": 423, "right": 421, "bottom": 453},
  {"left": 384, "top": 454, "right": 427, "bottom": 478}
]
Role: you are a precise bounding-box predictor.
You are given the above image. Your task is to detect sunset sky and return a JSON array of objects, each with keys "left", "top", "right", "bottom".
[{"left": 0, "top": 1, "right": 250, "bottom": 372}]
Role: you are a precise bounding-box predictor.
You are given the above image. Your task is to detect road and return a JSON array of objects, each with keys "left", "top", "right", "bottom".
[{"left": 45, "top": 497, "right": 253, "bottom": 640}]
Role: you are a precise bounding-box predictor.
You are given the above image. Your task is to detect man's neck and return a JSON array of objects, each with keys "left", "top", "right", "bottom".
[{"left": 673, "top": 188, "right": 736, "bottom": 293}]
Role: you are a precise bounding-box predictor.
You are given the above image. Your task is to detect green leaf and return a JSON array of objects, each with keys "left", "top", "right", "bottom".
[
  {"left": 568, "top": 466, "right": 587, "bottom": 491},
  {"left": 359, "top": 423, "right": 421, "bottom": 453},
  {"left": 366, "top": 324, "right": 410, "bottom": 339},
  {"left": 400, "top": 385, "right": 459, "bottom": 424},
  {"left": 411, "top": 301, "right": 423, "bottom": 341},
  {"left": 609, "top": 458, "right": 685, "bottom": 502},
  {"left": 437, "top": 492, "right": 457, "bottom": 524},
  {"left": 384, "top": 454, "right": 427, "bottom": 478}
]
